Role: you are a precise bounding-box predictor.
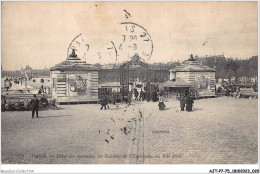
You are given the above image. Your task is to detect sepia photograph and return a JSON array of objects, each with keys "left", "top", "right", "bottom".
[{"left": 1, "top": 1, "right": 259, "bottom": 173}]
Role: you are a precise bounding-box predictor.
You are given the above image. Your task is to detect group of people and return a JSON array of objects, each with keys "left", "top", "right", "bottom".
[
  {"left": 158, "top": 92, "right": 194, "bottom": 112},
  {"left": 218, "top": 83, "right": 258, "bottom": 97},
  {"left": 100, "top": 94, "right": 109, "bottom": 110},
  {"left": 179, "top": 94, "right": 194, "bottom": 111},
  {"left": 38, "top": 85, "right": 50, "bottom": 95},
  {"left": 225, "top": 86, "right": 241, "bottom": 98},
  {"left": 99, "top": 90, "right": 195, "bottom": 112},
  {"left": 126, "top": 88, "right": 160, "bottom": 103}
]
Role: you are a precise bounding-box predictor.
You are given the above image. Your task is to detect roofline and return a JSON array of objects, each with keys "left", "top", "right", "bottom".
[
  {"left": 164, "top": 86, "right": 192, "bottom": 87},
  {"left": 170, "top": 70, "right": 216, "bottom": 72},
  {"left": 50, "top": 67, "right": 99, "bottom": 71}
]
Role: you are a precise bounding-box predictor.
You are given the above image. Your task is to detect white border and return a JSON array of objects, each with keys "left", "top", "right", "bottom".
[{"left": 1, "top": 0, "right": 259, "bottom": 173}]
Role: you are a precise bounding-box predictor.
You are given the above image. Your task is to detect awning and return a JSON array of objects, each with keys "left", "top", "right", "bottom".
[{"left": 99, "top": 82, "right": 121, "bottom": 88}]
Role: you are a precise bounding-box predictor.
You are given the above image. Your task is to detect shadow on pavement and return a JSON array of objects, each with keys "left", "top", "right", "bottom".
[
  {"left": 192, "top": 108, "right": 203, "bottom": 111},
  {"left": 38, "top": 115, "right": 72, "bottom": 119}
]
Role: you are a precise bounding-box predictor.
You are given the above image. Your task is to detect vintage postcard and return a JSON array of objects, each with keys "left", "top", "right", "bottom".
[{"left": 1, "top": 1, "right": 258, "bottom": 173}]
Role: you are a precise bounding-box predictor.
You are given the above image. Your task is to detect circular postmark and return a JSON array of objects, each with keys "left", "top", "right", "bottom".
[
  {"left": 117, "top": 22, "right": 153, "bottom": 62},
  {"left": 67, "top": 34, "right": 90, "bottom": 60}
]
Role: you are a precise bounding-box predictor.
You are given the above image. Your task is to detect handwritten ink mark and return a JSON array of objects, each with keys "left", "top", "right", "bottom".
[
  {"left": 140, "top": 32, "right": 146, "bottom": 38},
  {"left": 111, "top": 41, "right": 118, "bottom": 61},
  {"left": 123, "top": 9, "right": 131, "bottom": 19},
  {"left": 85, "top": 44, "right": 89, "bottom": 51},
  {"left": 76, "top": 41, "right": 81, "bottom": 46}
]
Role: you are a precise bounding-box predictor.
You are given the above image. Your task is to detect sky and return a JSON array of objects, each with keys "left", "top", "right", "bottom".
[{"left": 1, "top": 1, "right": 258, "bottom": 70}]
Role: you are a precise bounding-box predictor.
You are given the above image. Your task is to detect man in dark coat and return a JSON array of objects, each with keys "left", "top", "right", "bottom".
[
  {"left": 139, "top": 89, "right": 144, "bottom": 101},
  {"left": 100, "top": 94, "right": 107, "bottom": 110},
  {"left": 180, "top": 94, "right": 186, "bottom": 111},
  {"left": 186, "top": 96, "right": 194, "bottom": 112},
  {"left": 31, "top": 94, "right": 39, "bottom": 118},
  {"left": 134, "top": 89, "right": 139, "bottom": 100},
  {"left": 146, "top": 90, "right": 150, "bottom": 102},
  {"left": 152, "top": 91, "right": 158, "bottom": 102}
]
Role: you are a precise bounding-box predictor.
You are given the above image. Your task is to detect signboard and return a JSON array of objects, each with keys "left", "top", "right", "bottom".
[
  {"left": 193, "top": 72, "right": 216, "bottom": 97},
  {"left": 194, "top": 72, "right": 210, "bottom": 92},
  {"left": 68, "top": 72, "right": 91, "bottom": 96}
]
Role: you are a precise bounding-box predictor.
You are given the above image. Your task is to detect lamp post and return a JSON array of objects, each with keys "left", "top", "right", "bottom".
[{"left": 4, "top": 78, "right": 11, "bottom": 95}]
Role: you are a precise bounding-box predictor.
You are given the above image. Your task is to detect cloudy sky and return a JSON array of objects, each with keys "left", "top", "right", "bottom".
[{"left": 2, "top": 1, "right": 258, "bottom": 70}]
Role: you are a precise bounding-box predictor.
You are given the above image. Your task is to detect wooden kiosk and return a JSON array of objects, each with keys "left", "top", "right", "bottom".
[
  {"left": 169, "top": 55, "right": 216, "bottom": 98},
  {"left": 50, "top": 50, "right": 99, "bottom": 104}
]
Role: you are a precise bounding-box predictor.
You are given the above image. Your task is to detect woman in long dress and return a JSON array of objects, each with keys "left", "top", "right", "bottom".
[
  {"left": 158, "top": 93, "right": 166, "bottom": 110},
  {"left": 186, "top": 95, "right": 194, "bottom": 112},
  {"left": 180, "top": 94, "right": 186, "bottom": 111}
]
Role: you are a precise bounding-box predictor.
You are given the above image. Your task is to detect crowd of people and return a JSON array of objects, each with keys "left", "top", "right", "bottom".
[
  {"left": 158, "top": 91, "right": 194, "bottom": 112},
  {"left": 99, "top": 88, "right": 195, "bottom": 112},
  {"left": 216, "top": 83, "right": 257, "bottom": 98},
  {"left": 123, "top": 88, "right": 160, "bottom": 104}
]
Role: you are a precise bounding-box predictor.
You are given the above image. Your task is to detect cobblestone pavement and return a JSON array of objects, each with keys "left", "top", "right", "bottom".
[
  {"left": 1, "top": 103, "right": 140, "bottom": 164},
  {"left": 138, "top": 97, "right": 258, "bottom": 164},
  {"left": 1, "top": 97, "right": 258, "bottom": 164}
]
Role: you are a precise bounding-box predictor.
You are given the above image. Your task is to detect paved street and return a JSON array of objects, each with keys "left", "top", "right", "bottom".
[
  {"left": 1, "top": 97, "right": 258, "bottom": 164},
  {"left": 140, "top": 97, "right": 258, "bottom": 164}
]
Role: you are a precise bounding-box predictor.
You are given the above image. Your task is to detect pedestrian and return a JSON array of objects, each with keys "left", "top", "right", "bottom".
[
  {"left": 100, "top": 94, "right": 107, "bottom": 110},
  {"left": 139, "top": 89, "right": 144, "bottom": 101},
  {"left": 41, "top": 85, "right": 44, "bottom": 93},
  {"left": 127, "top": 91, "right": 132, "bottom": 105},
  {"left": 152, "top": 91, "right": 158, "bottom": 102},
  {"left": 40, "top": 94, "right": 48, "bottom": 109},
  {"left": 180, "top": 93, "right": 186, "bottom": 111},
  {"left": 112, "top": 92, "right": 116, "bottom": 105},
  {"left": 186, "top": 95, "right": 194, "bottom": 112},
  {"left": 38, "top": 89, "right": 42, "bottom": 94},
  {"left": 134, "top": 89, "right": 139, "bottom": 100},
  {"left": 158, "top": 93, "right": 166, "bottom": 110},
  {"left": 146, "top": 90, "right": 150, "bottom": 102},
  {"left": 150, "top": 91, "right": 153, "bottom": 102},
  {"left": 30, "top": 94, "right": 39, "bottom": 118},
  {"left": 105, "top": 95, "right": 109, "bottom": 109}
]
